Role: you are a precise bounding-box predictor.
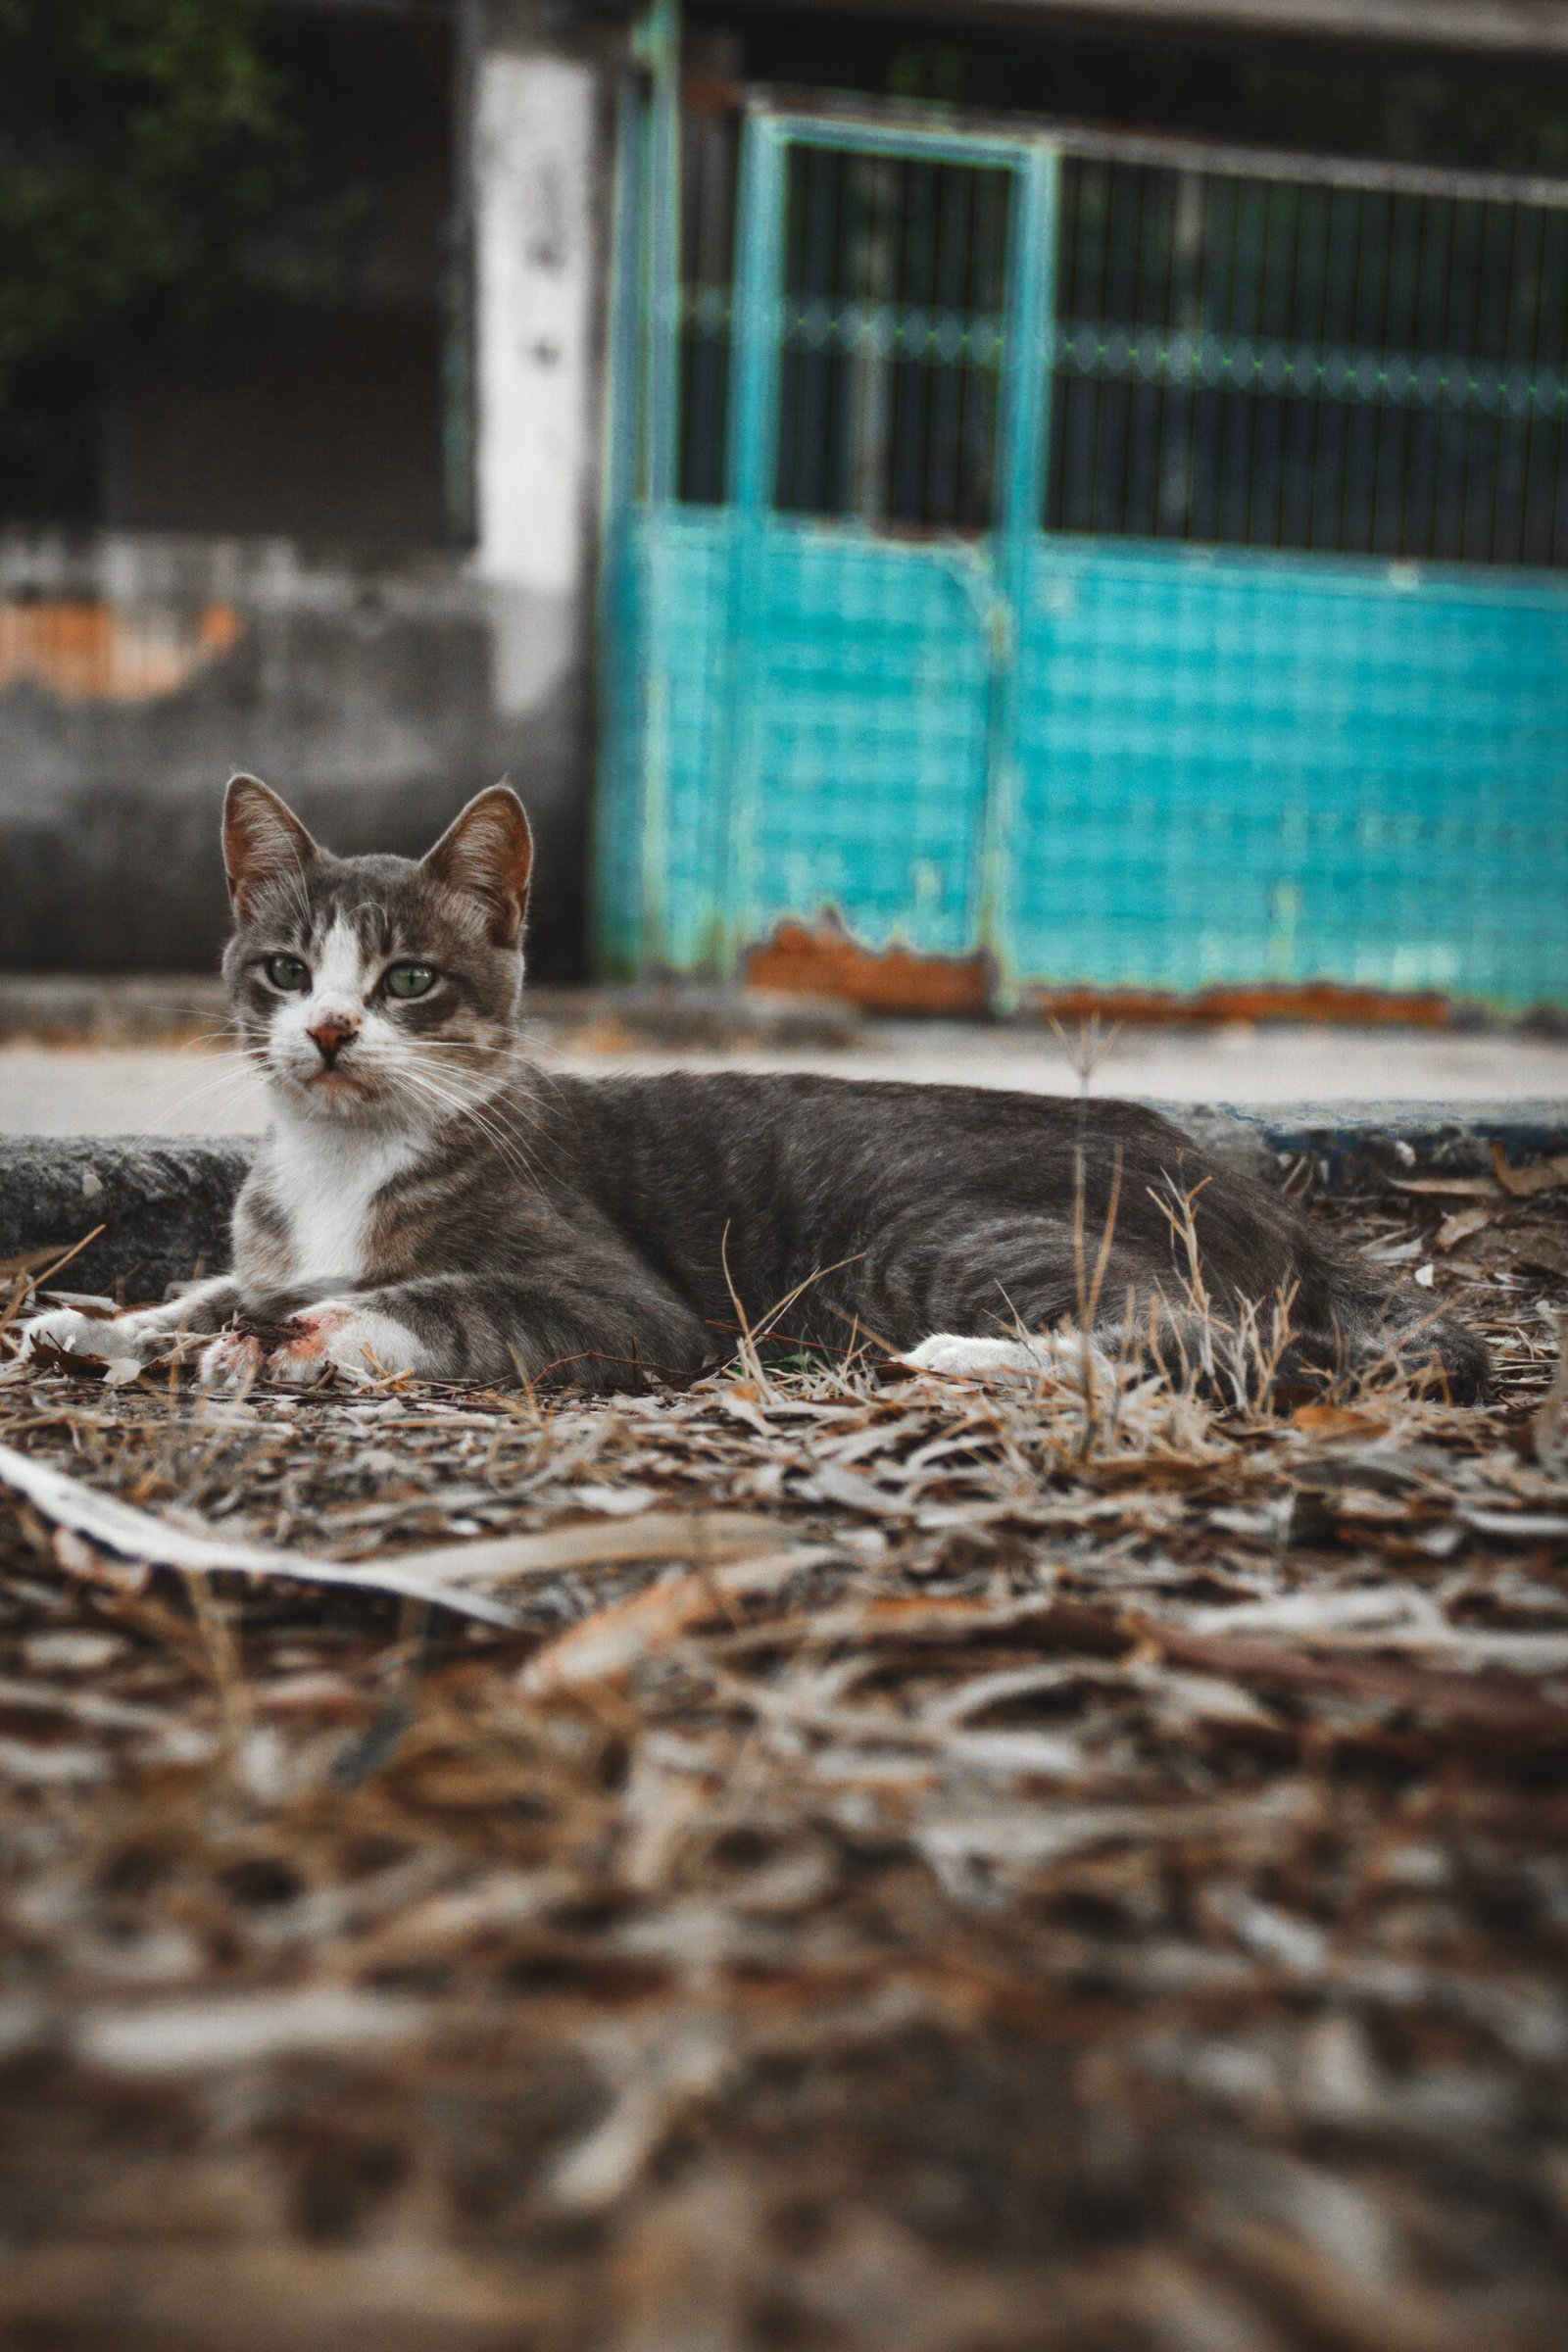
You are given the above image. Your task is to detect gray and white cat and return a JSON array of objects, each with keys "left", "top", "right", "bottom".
[{"left": 21, "top": 775, "right": 1490, "bottom": 1400}]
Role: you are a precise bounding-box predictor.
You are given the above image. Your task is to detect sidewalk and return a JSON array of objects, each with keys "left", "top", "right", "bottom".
[{"left": 1, "top": 1001, "right": 1565, "bottom": 1135}]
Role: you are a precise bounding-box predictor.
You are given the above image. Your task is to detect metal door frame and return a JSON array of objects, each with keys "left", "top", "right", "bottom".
[
  {"left": 596, "top": 12, "right": 1568, "bottom": 1008},
  {"left": 713, "top": 111, "right": 1059, "bottom": 992}
]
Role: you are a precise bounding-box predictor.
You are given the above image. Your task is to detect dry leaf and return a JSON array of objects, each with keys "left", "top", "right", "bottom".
[
  {"left": 1516, "top": 1231, "right": 1568, "bottom": 1280},
  {"left": 388, "top": 1508, "right": 804, "bottom": 1588},
  {"left": 1292, "top": 1403, "right": 1388, "bottom": 1436},
  {"left": 1437, "top": 1203, "right": 1494, "bottom": 1252},
  {"left": 1490, "top": 1140, "right": 1568, "bottom": 1199},
  {"left": 0, "top": 1440, "right": 517, "bottom": 1626},
  {"left": 74, "top": 1988, "right": 435, "bottom": 2076},
  {"left": 1390, "top": 1175, "right": 1504, "bottom": 1199},
  {"left": 518, "top": 1545, "right": 829, "bottom": 1695},
  {"left": 5, "top": 1182, "right": 1568, "bottom": 2339}
]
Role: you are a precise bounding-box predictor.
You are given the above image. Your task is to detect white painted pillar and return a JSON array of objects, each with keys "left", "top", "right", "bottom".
[{"left": 470, "top": 46, "right": 597, "bottom": 708}]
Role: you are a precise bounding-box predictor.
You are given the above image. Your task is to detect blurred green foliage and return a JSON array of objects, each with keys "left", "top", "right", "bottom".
[{"left": 0, "top": 0, "right": 306, "bottom": 391}]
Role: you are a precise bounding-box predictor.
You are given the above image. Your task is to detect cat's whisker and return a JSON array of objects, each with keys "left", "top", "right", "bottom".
[
  {"left": 380, "top": 1053, "right": 517, "bottom": 1138},
  {"left": 390, "top": 1063, "right": 544, "bottom": 1190},
  {"left": 447, "top": 1092, "right": 548, "bottom": 1188},
  {"left": 174, "top": 1035, "right": 245, "bottom": 1062},
  {"left": 399, "top": 1063, "right": 551, "bottom": 1152},
  {"left": 124, "top": 1056, "right": 262, "bottom": 1142}
]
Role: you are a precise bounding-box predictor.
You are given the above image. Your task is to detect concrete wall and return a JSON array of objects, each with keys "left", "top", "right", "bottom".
[
  {"left": 0, "top": 6, "right": 616, "bottom": 981},
  {"left": 0, "top": 526, "right": 594, "bottom": 977}
]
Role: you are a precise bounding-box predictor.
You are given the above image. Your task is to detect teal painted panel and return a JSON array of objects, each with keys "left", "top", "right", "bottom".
[
  {"left": 597, "top": 511, "right": 736, "bottom": 971},
  {"left": 646, "top": 516, "right": 736, "bottom": 965},
  {"left": 603, "top": 517, "right": 1568, "bottom": 1004},
  {"left": 1010, "top": 542, "right": 1568, "bottom": 1004},
  {"left": 731, "top": 523, "right": 995, "bottom": 954},
  {"left": 600, "top": 97, "right": 1568, "bottom": 1009},
  {"left": 593, "top": 519, "right": 651, "bottom": 976}
]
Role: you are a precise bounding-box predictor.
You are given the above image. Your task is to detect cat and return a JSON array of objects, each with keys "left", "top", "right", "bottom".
[{"left": 19, "top": 774, "right": 1490, "bottom": 1402}]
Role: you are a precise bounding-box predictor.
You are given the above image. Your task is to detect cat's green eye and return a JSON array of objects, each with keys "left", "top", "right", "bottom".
[
  {"left": 385, "top": 961, "right": 437, "bottom": 1001},
  {"left": 265, "top": 955, "right": 310, "bottom": 993}
]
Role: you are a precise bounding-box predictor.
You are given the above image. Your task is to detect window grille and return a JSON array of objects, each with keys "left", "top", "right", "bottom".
[
  {"left": 674, "top": 104, "right": 1568, "bottom": 569},
  {"left": 677, "top": 106, "right": 740, "bottom": 505},
  {"left": 1052, "top": 159, "right": 1568, "bottom": 566}
]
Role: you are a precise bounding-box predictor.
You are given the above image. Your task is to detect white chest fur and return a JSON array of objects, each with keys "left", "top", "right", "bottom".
[{"left": 267, "top": 1122, "right": 419, "bottom": 1289}]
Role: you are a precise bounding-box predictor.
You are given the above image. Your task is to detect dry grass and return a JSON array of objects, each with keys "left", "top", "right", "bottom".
[{"left": 2, "top": 1185, "right": 1568, "bottom": 2350}]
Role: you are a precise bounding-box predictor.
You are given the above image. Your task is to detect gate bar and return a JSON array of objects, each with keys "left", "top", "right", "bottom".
[
  {"left": 636, "top": 0, "right": 682, "bottom": 962},
  {"left": 727, "top": 117, "right": 788, "bottom": 515},
  {"left": 641, "top": 0, "right": 682, "bottom": 506},
  {"left": 717, "top": 114, "right": 790, "bottom": 956},
  {"left": 756, "top": 111, "right": 1041, "bottom": 170},
  {"left": 746, "top": 85, "right": 1568, "bottom": 211},
  {"left": 996, "top": 145, "right": 1060, "bottom": 589},
  {"left": 979, "top": 143, "right": 1060, "bottom": 1005},
  {"left": 592, "top": 78, "right": 651, "bottom": 976}
]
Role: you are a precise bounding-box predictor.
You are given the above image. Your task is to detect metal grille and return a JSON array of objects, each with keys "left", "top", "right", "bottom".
[
  {"left": 679, "top": 122, "right": 1012, "bottom": 527},
  {"left": 770, "top": 145, "right": 1010, "bottom": 528},
  {"left": 1052, "top": 159, "right": 1568, "bottom": 566},
  {"left": 602, "top": 94, "right": 1568, "bottom": 1011},
  {"left": 675, "top": 106, "right": 1568, "bottom": 568},
  {"left": 676, "top": 107, "right": 740, "bottom": 505}
]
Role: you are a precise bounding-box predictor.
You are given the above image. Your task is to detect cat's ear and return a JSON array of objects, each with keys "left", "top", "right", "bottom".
[
  {"left": 222, "top": 775, "right": 320, "bottom": 916},
  {"left": 420, "top": 786, "right": 533, "bottom": 949}
]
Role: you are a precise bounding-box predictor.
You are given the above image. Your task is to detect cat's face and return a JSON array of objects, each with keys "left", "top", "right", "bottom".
[{"left": 220, "top": 775, "right": 532, "bottom": 1129}]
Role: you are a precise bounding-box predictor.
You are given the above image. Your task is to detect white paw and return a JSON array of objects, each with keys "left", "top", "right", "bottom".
[
  {"left": 896, "top": 1331, "right": 1114, "bottom": 1386},
  {"left": 19, "top": 1306, "right": 149, "bottom": 1366},
  {"left": 305, "top": 1303, "right": 425, "bottom": 1383},
  {"left": 199, "top": 1330, "right": 267, "bottom": 1391},
  {"left": 199, "top": 1303, "right": 424, "bottom": 1391}
]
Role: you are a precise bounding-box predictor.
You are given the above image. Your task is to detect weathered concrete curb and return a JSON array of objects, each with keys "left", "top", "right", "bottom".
[
  {"left": 4, "top": 1102, "right": 1566, "bottom": 1303},
  {"left": 1171, "top": 1100, "right": 1568, "bottom": 1195},
  {"left": 2, "top": 1139, "right": 251, "bottom": 1299}
]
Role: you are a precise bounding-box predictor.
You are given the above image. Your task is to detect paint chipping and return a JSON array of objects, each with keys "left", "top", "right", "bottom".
[
  {"left": 746, "top": 918, "right": 991, "bottom": 1016},
  {"left": 1027, "top": 982, "right": 1456, "bottom": 1029},
  {"left": 748, "top": 918, "right": 1462, "bottom": 1025},
  {"left": 0, "top": 600, "right": 244, "bottom": 704}
]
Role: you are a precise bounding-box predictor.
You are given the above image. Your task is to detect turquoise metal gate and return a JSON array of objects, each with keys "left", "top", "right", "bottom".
[{"left": 597, "top": 79, "right": 1568, "bottom": 1009}]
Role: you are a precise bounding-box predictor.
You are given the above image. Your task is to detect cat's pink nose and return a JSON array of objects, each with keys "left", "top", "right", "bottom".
[{"left": 308, "top": 1019, "right": 356, "bottom": 1066}]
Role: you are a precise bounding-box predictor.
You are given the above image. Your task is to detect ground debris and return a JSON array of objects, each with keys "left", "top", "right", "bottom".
[{"left": 2, "top": 1196, "right": 1567, "bottom": 2349}]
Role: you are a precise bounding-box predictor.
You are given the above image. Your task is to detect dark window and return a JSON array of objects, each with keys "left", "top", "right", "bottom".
[
  {"left": 1048, "top": 160, "right": 1568, "bottom": 568},
  {"left": 671, "top": 107, "right": 1568, "bottom": 569}
]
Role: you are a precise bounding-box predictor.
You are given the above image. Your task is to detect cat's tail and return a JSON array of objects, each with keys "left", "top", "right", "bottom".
[
  {"left": 1308, "top": 1283, "right": 1493, "bottom": 1402},
  {"left": 1284, "top": 1217, "right": 1493, "bottom": 1401},
  {"left": 1100, "top": 1273, "right": 1491, "bottom": 1407}
]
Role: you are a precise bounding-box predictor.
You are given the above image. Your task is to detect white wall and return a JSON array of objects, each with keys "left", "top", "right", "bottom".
[
  {"left": 471, "top": 46, "right": 598, "bottom": 717},
  {"left": 472, "top": 50, "right": 594, "bottom": 597}
]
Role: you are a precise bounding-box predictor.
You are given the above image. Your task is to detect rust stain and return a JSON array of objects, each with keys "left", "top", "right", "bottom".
[
  {"left": 746, "top": 919, "right": 992, "bottom": 1016},
  {"left": 681, "top": 74, "right": 742, "bottom": 115},
  {"left": 747, "top": 916, "right": 1460, "bottom": 1026},
  {"left": 1026, "top": 982, "right": 1457, "bottom": 1029},
  {"left": 0, "top": 599, "right": 244, "bottom": 704}
]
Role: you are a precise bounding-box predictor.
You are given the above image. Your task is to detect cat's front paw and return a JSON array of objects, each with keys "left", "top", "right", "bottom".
[
  {"left": 198, "top": 1329, "right": 267, "bottom": 1391},
  {"left": 199, "top": 1302, "right": 425, "bottom": 1390},
  {"left": 17, "top": 1305, "right": 149, "bottom": 1367}
]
